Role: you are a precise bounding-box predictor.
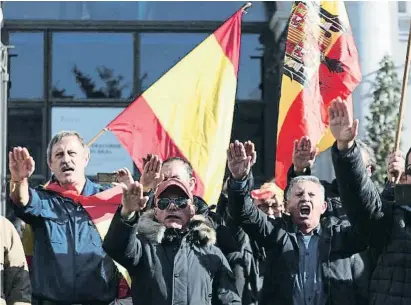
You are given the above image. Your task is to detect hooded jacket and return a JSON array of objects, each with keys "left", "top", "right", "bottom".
[{"left": 103, "top": 208, "right": 241, "bottom": 305}]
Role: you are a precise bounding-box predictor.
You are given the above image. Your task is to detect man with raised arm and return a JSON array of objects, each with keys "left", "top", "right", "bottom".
[
  {"left": 9, "top": 131, "right": 121, "bottom": 305},
  {"left": 226, "top": 139, "right": 368, "bottom": 305},
  {"left": 330, "top": 97, "right": 411, "bottom": 305}
]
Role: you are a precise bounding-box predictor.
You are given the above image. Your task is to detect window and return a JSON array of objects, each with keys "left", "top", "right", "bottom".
[
  {"left": 238, "top": 34, "right": 263, "bottom": 100},
  {"left": 231, "top": 103, "right": 265, "bottom": 177},
  {"left": 398, "top": 1, "right": 407, "bottom": 13},
  {"left": 52, "top": 33, "right": 133, "bottom": 99},
  {"left": 139, "top": 33, "right": 208, "bottom": 92},
  {"left": 8, "top": 32, "right": 44, "bottom": 99},
  {"left": 51, "top": 107, "right": 134, "bottom": 176},
  {"left": 7, "top": 107, "right": 44, "bottom": 175},
  {"left": 139, "top": 33, "right": 263, "bottom": 100},
  {"left": 4, "top": 1, "right": 267, "bottom": 22}
]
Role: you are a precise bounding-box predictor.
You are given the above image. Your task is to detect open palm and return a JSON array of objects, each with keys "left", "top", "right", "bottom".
[
  {"left": 227, "top": 140, "right": 256, "bottom": 180},
  {"left": 329, "top": 97, "right": 358, "bottom": 143},
  {"left": 9, "top": 147, "right": 35, "bottom": 181}
]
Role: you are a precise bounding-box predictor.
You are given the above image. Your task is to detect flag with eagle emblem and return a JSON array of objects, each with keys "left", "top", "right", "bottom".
[{"left": 275, "top": 1, "right": 361, "bottom": 189}]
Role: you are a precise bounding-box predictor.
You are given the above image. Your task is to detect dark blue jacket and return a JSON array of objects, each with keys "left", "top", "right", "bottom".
[{"left": 13, "top": 178, "right": 118, "bottom": 303}]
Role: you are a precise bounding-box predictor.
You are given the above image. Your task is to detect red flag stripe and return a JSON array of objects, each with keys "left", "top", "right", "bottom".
[
  {"left": 213, "top": 10, "right": 242, "bottom": 76},
  {"left": 107, "top": 96, "right": 205, "bottom": 197}
]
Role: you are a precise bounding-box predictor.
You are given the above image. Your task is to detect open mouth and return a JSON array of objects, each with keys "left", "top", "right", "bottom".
[
  {"left": 299, "top": 205, "right": 311, "bottom": 217},
  {"left": 61, "top": 167, "right": 74, "bottom": 173}
]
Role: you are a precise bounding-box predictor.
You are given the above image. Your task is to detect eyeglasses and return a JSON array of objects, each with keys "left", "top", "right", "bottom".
[{"left": 157, "top": 197, "right": 189, "bottom": 210}]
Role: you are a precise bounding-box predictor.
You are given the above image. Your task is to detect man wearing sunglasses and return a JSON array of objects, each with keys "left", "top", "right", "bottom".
[{"left": 103, "top": 177, "right": 241, "bottom": 305}]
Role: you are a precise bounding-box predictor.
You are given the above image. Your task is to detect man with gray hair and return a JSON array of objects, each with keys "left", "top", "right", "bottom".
[
  {"left": 226, "top": 140, "right": 368, "bottom": 305},
  {"left": 9, "top": 131, "right": 122, "bottom": 305}
]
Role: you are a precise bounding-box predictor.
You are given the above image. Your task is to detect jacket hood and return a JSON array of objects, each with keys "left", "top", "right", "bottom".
[{"left": 137, "top": 209, "right": 217, "bottom": 246}]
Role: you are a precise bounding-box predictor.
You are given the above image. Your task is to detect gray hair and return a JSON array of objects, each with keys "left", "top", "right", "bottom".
[
  {"left": 47, "top": 131, "right": 89, "bottom": 163},
  {"left": 285, "top": 176, "right": 325, "bottom": 202}
]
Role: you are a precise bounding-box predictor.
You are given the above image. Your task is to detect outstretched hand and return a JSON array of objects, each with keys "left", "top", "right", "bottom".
[
  {"left": 292, "top": 136, "right": 317, "bottom": 173},
  {"left": 328, "top": 97, "right": 358, "bottom": 150},
  {"left": 227, "top": 140, "right": 257, "bottom": 180},
  {"left": 120, "top": 181, "right": 149, "bottom": 218},
  {"left": 140, "top": 154, "right": 164, "bottom": 191},
  {"left": 9, "top": 147, "right": 35, "bottom": 182}
]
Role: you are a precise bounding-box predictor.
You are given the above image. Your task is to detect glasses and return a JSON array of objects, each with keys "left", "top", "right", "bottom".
[{"left": 157, "top": 197, "right": 189, "bottom": 210}]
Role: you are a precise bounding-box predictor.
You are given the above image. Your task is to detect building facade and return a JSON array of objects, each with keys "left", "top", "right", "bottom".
[
  {"left": 2, "top": 1, "right": 284, "bottom": 188},
  {"left": 274, "top": 1, "right": 411, "bottom": 182}
]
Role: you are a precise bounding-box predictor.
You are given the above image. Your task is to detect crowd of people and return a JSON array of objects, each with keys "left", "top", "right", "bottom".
[{"left": 2, "top": 97, "right": 411, "bottom": 305}]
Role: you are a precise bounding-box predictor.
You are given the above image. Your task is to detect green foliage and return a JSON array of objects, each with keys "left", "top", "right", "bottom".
[{"left": 365, "top": 55, "right": 402, "bottom": 188}]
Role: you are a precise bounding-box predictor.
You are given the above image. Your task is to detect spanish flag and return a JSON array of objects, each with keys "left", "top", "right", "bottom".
[
  {"left": 106, "top": 6, "right": 244, "bottom": 205},
  {"left": 275, "top": 1, "right": 361, "bottom": 189}
]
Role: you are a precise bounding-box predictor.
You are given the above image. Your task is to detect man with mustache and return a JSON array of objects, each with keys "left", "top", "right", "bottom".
[
  {"left": 9, "top": 131, "right": 121, "bottom": 305},
  {"left": 102, "top": 175, "right": 241, "bottom": 305},
  {"left": 226, "top": 140, "right": 368, "bottom": 305}
]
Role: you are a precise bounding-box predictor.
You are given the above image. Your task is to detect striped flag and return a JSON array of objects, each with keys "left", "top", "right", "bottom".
[
  {"left": 107, "top": 7, "right": 244, "bottom": 205},
  {"left": 275, "top": 1, "right": 361, "bottom": 188}
]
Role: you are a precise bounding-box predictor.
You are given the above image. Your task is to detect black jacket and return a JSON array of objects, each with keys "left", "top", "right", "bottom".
[
  {"left": 103, "top": 208, "right": 241, "bottom": 305},
  {"left": 217, "top": 193, "right": 262, "bottom": 305},
  {"left": 332, "top": 141, "right": 411, "bottom": 305},
  {"left": 227, "top": 174, "right": 368, "bottom": 305}
]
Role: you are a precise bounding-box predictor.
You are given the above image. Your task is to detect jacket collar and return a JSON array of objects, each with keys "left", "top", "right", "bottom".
[
  {"left": 137, "top": 209, "right": 216, "bottom": 246},
  {"left": 49, "top": 175, "right": 102, "bottom": 196}
]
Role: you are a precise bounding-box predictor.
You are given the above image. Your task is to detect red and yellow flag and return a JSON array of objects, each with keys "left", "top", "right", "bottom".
[
  {"left": 106, "top": 7, "right": 244, "bottom": 205},
  {"left": 275, "top": 1, "right": 361, "bottom": 188}
]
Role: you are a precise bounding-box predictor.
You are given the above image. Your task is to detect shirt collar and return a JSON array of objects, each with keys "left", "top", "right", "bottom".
[{"left": 297, "top": 224, "right": 321, "bottom": 236}]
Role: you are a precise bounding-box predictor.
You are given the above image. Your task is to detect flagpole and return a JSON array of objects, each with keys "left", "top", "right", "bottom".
[
  {"left": 87, "top": 128, "right": 107, "bottom": 147},
  {"left": 241, "top": 2, "right": 252, "bottom": 13},
  {"left": 395, "top": 21, "right": 411, "bottom": 151}
]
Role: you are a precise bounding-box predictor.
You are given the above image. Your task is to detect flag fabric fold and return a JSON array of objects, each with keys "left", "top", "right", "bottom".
[
  {"left": 21, "top": 184, "right": 131, "bottom": 290},
  {"left": 107, "top": 7, "right": 244, "bottom": 205},
  {"left": 275, "top": 1, "right": 362, "bottom": 189}
]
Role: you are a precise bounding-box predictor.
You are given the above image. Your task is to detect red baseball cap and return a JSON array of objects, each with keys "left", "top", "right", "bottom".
[{"left": 154, "top": 178, "right": 193, "bottom": 201}]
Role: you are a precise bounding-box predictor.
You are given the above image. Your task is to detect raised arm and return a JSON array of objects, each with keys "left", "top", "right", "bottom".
[
  {"left": 329, "top": 98, "right": 387, "bottom": 246},
  {"left": 103, "top": 180, "right": 149, "bottom": 272},
  {"left": 9, "top": 147, "right": 35, "bottom": 207},
  {"left": 226, "top": 140, "right": 283, "bottom": 249}
]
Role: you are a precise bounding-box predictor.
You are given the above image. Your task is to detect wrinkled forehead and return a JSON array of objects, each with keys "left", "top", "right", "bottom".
[
  {"left": 52, "top": 136, "right": 84, "bottom": 153},
  {"left": 161, "top": 161, "right": 190, "bottom": 180},
  {"left": 291, "top": 181, "right": 321, "bottom": 195}
]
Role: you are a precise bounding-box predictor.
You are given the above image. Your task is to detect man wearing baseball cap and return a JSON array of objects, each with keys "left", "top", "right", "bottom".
[{"left": 103, "top": 177, "right": 241, "bottom": 305}]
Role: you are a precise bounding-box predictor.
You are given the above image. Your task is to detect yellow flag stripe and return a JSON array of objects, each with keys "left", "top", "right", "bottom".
[{"left": 142, "top": 35, "right": 237, "bottom": 204}]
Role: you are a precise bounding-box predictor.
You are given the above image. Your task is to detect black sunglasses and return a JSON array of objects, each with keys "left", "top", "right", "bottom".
[{"left": 157, "top": 197, "right": 189, "bottom": 210}]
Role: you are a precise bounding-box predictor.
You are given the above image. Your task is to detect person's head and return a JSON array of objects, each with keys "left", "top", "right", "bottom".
[
  {"left": 285, "top": 176, "right": 326, "bottom": 233},
  {"left": 356, "top": 140, "right": 376, "bottom": 177},
  {"left": 47, "top": 131, "right": 90, "bottom": 186},
  {"left": 154, "top": 178, "right": 195, "bottom": 229},
  {"left": 251, "top": 182, "right": 284, "bottom": 218},
  {"left": 162, "top": 157, "right": 196, "bottom": 191}
]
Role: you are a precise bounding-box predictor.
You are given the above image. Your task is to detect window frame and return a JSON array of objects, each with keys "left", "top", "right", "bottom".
[
  {"left": 398, "top": 2, "right": 411, "bottom": 41},
  {"left": 3, "top": 18, "right": 271, "bottom": 183}
]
